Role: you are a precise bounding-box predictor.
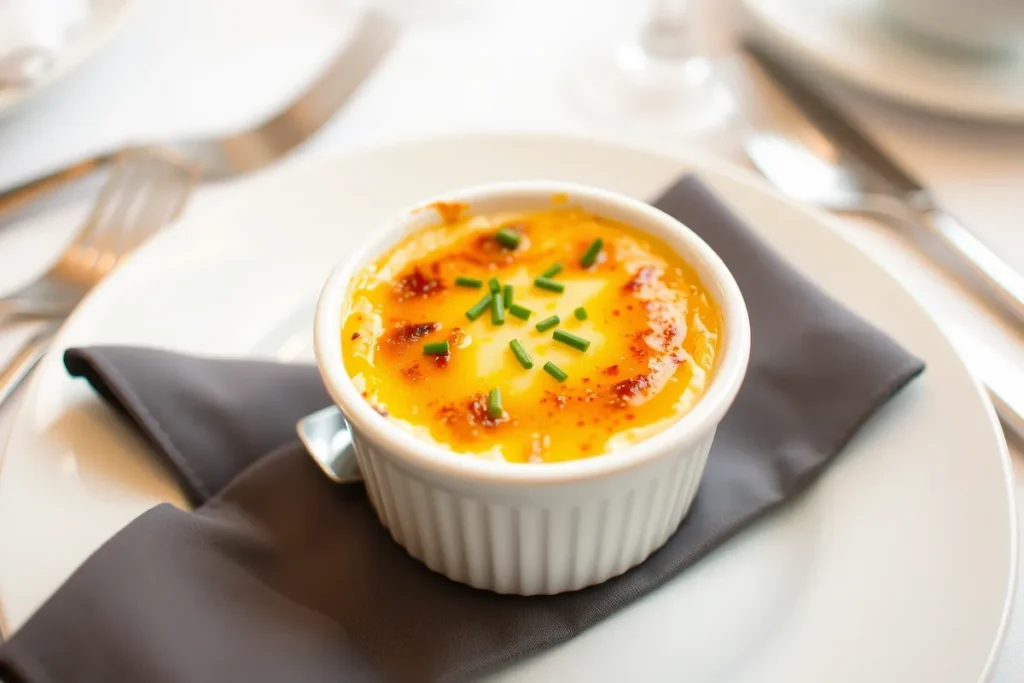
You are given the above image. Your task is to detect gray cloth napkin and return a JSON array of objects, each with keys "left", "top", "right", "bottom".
[{"left": 0, "top": 177, "right": 924, "bottom": 683}]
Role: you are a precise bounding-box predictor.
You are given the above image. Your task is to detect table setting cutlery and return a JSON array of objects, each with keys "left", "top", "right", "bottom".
[
  {"left": 739, "top": 42, "right": 1024, "bottom": 447},
  {"left": 0, "top": 8, "right": 399, "bottom": 221},
  {"left": 296, "top": 404, "right": 360, "bottom": 484},
  {"left": 0, "top": 0, "right": 1020, "bottom": 680},
  {"left": 0, "top": 148, "right": 195, "bottom": 408},
  {"left": 0, "top": 7, "right": 400, "bottom": 409}
]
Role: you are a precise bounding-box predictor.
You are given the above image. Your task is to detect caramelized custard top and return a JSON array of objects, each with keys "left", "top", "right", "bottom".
[{"left": 341, "top": 203, "right": 721, "bottom": 463}]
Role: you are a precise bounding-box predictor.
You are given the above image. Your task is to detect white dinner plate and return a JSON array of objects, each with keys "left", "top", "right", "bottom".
[
  {"left": 0, "top": 133, "right": 1015, "bottom": 682},
  {"left": 0, "top": 0, "right": 137, "bottom": 119},
  {"left": 742, "top": 0, "right": 1024, "bottom": 122}
]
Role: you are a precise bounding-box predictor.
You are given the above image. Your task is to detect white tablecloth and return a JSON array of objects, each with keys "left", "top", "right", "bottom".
[{"left": 0, "top": 0, "right": 1021, "bottom": 680}]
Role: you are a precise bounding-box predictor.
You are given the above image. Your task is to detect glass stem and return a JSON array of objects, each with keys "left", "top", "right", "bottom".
[{"left": 640, "top": 0, "right": 695, "bottom": 61}]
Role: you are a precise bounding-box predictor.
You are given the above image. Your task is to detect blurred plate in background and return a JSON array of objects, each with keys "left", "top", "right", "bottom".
[
  {"left": 742, "top": 0, "right": 1024, "bottom": 121},
  {"left": 0, "top": 0, "right": 138, "bottom": 120}
]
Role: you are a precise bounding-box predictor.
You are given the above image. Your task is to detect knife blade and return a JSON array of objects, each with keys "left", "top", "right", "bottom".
[
  {"left": 741, "top": 42, "right": 923, "bottom": 195},
  {"left": 742, "top": 41, "right": 1024, "bottom": 329},
  {"left": 742, "top": 41, "right": 1024, "bottom": 443}
]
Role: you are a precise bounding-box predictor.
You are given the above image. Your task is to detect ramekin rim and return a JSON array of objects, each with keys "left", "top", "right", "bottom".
[{"left": 313, "top": 180, "right": 751, "bottom": 484}]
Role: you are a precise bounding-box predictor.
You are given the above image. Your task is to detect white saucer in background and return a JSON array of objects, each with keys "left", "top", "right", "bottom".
[
  {"left": 741, "top": 0, "right": 1024, "bottom": 122},
  {"left": 0, "top": 0, "right": 137, "bottom": 120}
]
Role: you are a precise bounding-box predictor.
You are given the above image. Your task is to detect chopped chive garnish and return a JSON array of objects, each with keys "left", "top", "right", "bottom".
[
  {"left": 509, "top": 339, "right": 533, "bottom": 369},
  {"left": 455, "top": 276, "right": 483, "bottom": 289},
  {"left": 552, "top": 329, "right": 590, "bottom": 352},
  {"left": 509, "top": 304, "right": 532, "bottom": 320},
  {"left": 424, "top": 340, "right": 449, "bottom": 355},
  {"left": 491, "top": 290, "right": 505, "bottom": 325},
  {"left": 534, "top": 276, "right": 564, "bottom": 293},
  {"left": 535, "top": 315, "right": 560, "bottom": 332},
  {"left": 580, "top": 238, "right": 604, "bottom": 268},
  {"left": 503, "top": 284, "right": 513, "bottom": 308},
  {"left": 465, "top": 294, "right": 493, "bottom": 321},
  {"left": 574, "top": 306, "right": 587, "bottom": 320},
  {"left": 543, "top": 361, "right": 568, "bottom": 382},
  {"left": 495, "top": 228, "right": 522, "bottom": 250},
  {"left": 541, "top": 263, "right": 563, "bottom": 278},
  {"left": 488, "top": 277, "right": 501, "bottom": 293},
  {"left": 487, "top": 387, "right": 503, "bottom": 418}
]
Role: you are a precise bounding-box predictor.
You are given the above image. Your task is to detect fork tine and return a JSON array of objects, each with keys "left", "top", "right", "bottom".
[
  {"left": 118, "top": 181, "right": 182, "bottom": 256},
  {"left": 71, "top": 158, "right": 130, "bottom": 253},
  {"left": 77, "top": 150, "right": 195, "bottom": 277},
  {"left": 94, "top": 163, "right": 149, "bottom": 265},
  {"left": 0, "top": 148, "right": 195, "bottom": 330},
  {"left": 70, "top": 151, "right": 150, "bottom": 277},
  {"left": 115, "top": 154, "right": 195, "bottom": 259}
]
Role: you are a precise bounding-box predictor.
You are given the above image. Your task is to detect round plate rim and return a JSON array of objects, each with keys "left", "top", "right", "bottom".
[{"left": 0, "top": 130, "right": 1016, "bottom": 681}]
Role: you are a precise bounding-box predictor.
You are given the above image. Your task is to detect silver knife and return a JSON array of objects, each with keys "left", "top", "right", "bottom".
[
  {"left": 742, "top": 42, "right": 1024, "bottom": 331},
  {"left": 0, "top": 9, "right": 400, "bottom": 221},
  {"left": 742, "top": 42, "right": 1024, "bottom": 447}
]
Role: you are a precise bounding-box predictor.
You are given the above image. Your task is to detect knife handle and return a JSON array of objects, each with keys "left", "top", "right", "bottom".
[{"left": 909, "top": 197, "right": 1024, "bottom": 331}]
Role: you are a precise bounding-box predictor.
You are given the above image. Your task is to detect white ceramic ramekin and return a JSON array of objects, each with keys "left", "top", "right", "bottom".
[{"left": 314, "top": 181, "right": 750, "bottom": 595}]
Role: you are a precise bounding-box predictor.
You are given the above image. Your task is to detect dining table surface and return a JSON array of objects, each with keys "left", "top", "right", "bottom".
[{"left": 0, "top": 0, "right": 1021, "bottom": 680}]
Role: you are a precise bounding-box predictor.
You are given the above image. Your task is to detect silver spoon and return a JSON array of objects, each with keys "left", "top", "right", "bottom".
[{"left": 297, "top": 405, "right": 363, "bottom": 484}]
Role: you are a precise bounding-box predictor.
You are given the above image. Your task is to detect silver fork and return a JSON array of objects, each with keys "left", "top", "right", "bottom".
[
  {"left": 0, "top": 149, "right": 196, "bottom": 324},
  {"left": 0, "top": 149, "right": 196, "bottom": 406},
  {"left": 0, "top": 9, "right": 399, "bottom": 222}
]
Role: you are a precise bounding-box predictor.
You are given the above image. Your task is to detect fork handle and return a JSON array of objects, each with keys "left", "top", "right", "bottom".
[
  {"left": 905, "top": 195, "right": 1024, "bottom": 330},
  {"left": 0, "top": 323, "right": 59, "bottom": 408},
  {"left": 0, "top": 154, "right": 114, "bottom": 222}
]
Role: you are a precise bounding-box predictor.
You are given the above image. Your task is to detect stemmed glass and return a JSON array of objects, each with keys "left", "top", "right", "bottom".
[{"left": 567, "top": 0, "right": 741, "bottom": 147}]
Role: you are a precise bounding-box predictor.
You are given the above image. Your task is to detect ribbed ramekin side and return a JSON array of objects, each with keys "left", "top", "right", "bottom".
[{"left": 349, "top": 426, "right": 715, "bottom": 594}]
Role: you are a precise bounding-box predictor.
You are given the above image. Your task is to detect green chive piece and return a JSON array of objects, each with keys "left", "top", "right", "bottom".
[
  {"left": 495, "top": 228, "right": 522, "bottom": 250},
  {"left": 455, "top": 276, "right": 483, "bottom": 289},
  {"left": 541, "top": 263, "right": 563, "bottom": 278},
  {"left": 535, "top": 315, "right": 560, "bottom": 332},
  {"left": 488, "top": 277, "right": 501, "bottom": 293},
  {"left": 534, "top": 276, "right": 564, "bottom": 293},
  {"left": 491, "top": 290, "right": 505, "bottom": 325},
  {"left": 424, "top": 340, "right": 450, "bottom": 355},
  {"left": 543, "top": 361, "right": 568, "bottom": 382},
  {"left": 552, "top": 329, "right": 590, "bottom": 352},
  {"left": 580, "top": 238, "right": 604, "bottom": 268},
  {"left": 503, "top": 284, "right": 513, "bottom": 308},
  {"left": 509, "top": 339, "right": 533, "bottom": 369},
  {"left": 487, "top": 387, "right": 503, "bottom": 418},
  {"left": 574, "top": 306, "right": 587, "bottom": 320},
  {"left": 509, "top": 304, "right": 532, "bottom": 320},
  {"left": 465, "top": 294, "right": 493, "bottom": 321}
]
